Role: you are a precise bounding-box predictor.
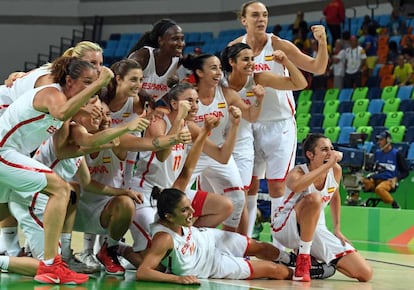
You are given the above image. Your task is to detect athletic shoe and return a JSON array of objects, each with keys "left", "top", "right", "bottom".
[
  {"left": 34, "top": 255, "right": 89, "bottom": 284},
  {"left": 310, "top": 261, "right": 336, "bottom": 279},
  {"left": 96, "top": 242, "right": 125, "bottom": 275},
  {"left": 64, "top": 251, "right": 100, "bottom": 274},
  {"left": 293, "top": 253, "right": 311, "bottom": 282},
  {"left": 76, "top": 250, "right": 102, "bottom": 270}
]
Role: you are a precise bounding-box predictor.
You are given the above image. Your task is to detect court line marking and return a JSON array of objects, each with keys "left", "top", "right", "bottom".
[{"left": 366, "top": 258, "right": 414, "bottom": 268}]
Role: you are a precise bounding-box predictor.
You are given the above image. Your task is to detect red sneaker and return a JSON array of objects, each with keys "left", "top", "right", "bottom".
[
  {"left": 34, "top": 255, "right": 89, "bottom": 284},
  {"left": 96, "top": 242, "right": 125, "bottom": 275},
  {"left": 293, "top": 253, "right": 311, "bottom": 282}
]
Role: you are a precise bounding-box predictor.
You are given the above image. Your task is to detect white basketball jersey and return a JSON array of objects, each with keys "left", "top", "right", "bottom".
[
  {"left": 81, "top": 149, "right": 125, "bottom": 204},
  {"left": 141, "top": 46, "right": 180, "bottom": 101},
  {"left": 193, "top": 86, "right": 229, "bottom": 147},
  {"left": 151, "top": 223, "right": 215, "bottom": 278},
  {"left": 132, "top": 116, "right": 189, "bottom": 206},
  {"left": 0, "top": 84, "right": 63, "bottom": 155},
  {"left": 242, "top": 33, "right": 296, "bottom": 121},
  {"left": 235, "top": 76, "right": 255, "bottom": 145}
]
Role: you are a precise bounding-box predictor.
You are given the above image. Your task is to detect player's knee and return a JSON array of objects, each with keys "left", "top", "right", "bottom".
[
  {"left": 355, "top": 266, "right": 373, "bottom": 282},
  {"left": 303, "top": 192, "right": 322, "bottom": 207}
]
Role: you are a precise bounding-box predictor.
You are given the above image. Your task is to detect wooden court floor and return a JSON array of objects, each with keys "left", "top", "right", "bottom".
[{"left": 1, "top": 247, "right": 413, "bottom": 290}]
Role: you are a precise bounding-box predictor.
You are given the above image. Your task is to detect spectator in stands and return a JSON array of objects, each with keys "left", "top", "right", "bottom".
[
  {"left": 323, "top": 0, "right": 346, "bottom": 45},
  {"left": 360, "top": 23, "right": 378, "bottom": 78},
  {"left": 401, "top": 36, "right": 414, "bottom": 59},
  {"left": 290, "top": 11, "right": 308, "bottom": 42},
  {"left": 387, "top": 8, "right": 407, "bottom": 36},
  {"left": 362, "top": 130, "right": 409, "bottom": 209},
  {"left": 330, "top": 39, "right": 346, "bottom": 89},
  {"left": 358, "top": 15, "right": 379, "bottom": 37},
  {"left": 343, "top": 36, "right": 366, "bottom": 88},
  {"left": 393, "top": 54, "right": 413, "bottom": 85},
  {"left": 272, "top": 24, "right": 282, "bottom": 37},
  {"left": 387, "top": 40, "right": 400, "bottom": 64}
]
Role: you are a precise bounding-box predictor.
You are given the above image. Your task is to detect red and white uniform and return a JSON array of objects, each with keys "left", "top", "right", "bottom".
[
  {"left": 232, "top": 76, "right": 256, "bottom": 189},
  {"left": 192, "top": 86, "right": 245, "bottom": 229},
  {"left": 8, "top": 137, "right": 83, "bottom": 259},
  {"left": 241, "top": 33, "right": 297, "bottom": 182},
  {"left": 151, "top": 223, "right": 252, "bottom": 279},
  {"left": 0, "top": 84, "right": 63, "bottom": 203},
  {"left": 73, "top": 149, "right": 125, "bottom": 235},
  {"left": 129, "top": 116, "right": 207, "bottom": 252},
  {"left": 271, "top": 164, "right": 355, "bottom": 264},
  {"left": 109, "top": 96, "right": 139, "bottom": 188},
  {"left": 0, "top": 66, "right": 50, "bottom": 116},
  {"left": 141, "top": 46, "right": 179, "bottom": 102}
]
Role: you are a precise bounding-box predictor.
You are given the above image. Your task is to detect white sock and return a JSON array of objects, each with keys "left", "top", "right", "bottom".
[
  {"left": 60, "top": 233, "right": 72, "bottom": 260},
  {"left": 275, "top": 250, "right": 291, "bottom": 264},
  {"left": 0, "top": 255, "right": 10, "bottom": 270},
  {"left": 246, "top": 195, "right": 258, "bottom": 237},
  {"left": 0, "top": 229, "right": 5, "bottom": 253},
  {"left": 298, "top": 240, "right": 312, "bottom": 255},
  {"left": 83, "top": 233, "right": 97, "bottom": 253},
  {"left": 43, "top": 257, "right": 55, "bottom": 266},
  {"left": 2, "top": 227, "right": 20, "bottom": 256}
]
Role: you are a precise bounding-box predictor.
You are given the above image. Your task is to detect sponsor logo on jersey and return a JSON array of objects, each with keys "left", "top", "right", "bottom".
[{"left": 194, "top": 111, "right": 225, "bottom": 123}]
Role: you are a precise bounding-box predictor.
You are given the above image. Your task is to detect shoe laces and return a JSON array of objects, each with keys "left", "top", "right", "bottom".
[{"left": 107, "top": 246, "right": 121, "bottom": 265}]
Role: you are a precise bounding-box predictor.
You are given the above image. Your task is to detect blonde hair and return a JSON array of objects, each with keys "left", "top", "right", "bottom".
[{"left": 62, "top": 41, "right": 103, "bottom": 58}]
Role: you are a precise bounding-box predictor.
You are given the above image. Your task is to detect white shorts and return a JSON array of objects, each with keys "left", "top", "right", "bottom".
[
  {"left": 207, "top": 228, "right": 251, "bottom": 279},
  {"left": 73, "top": 197, "right": 109, "bottom": 235},
  {"left": 252, "top": 118, "right": 296, "bottom": 180},
  {"left": 193, "top": 155, "right": 245, "bottom": 228},
  {"left": 233, "top": 139, "right": 254, "bottom": 189},
  {"left": 0, "top": 149, "right": 49, "bottom": 202},
  {"left": 8, "top": 193, "right": 49, "bottom": 259},
  {"left": 272, "top": 209, "right": 355, "bottom": 264}
]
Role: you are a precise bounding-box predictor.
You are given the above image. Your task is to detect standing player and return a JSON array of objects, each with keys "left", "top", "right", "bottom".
[
  {"left": 220, "top": 43, "right": 307, "bottom": 236},
  {"left": 229, "top": 1, "right": 329, "bottom": 245}
]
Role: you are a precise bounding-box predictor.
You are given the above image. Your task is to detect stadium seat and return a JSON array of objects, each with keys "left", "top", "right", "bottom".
[
  {"left": 393, "top": 142, "right": 409, "bottom": 158},
  {"left": 380, "top": 75, "right": 395, "bottom": 89},
  {"left": 297, "top": 126, "right": 310, "bottom": 143},
  {"left": 389, "top": 125, "right": 406, "bottom": 142},
  {"left": 338, "top": 88, "right": 354, "bottom": 102},
  {"left": 323, "top": 113, "right": 340, "bottom": 128},
  {"left": 382, "top": 98, "right": 401, "bottom": 113},
  {"left": 338, "top": 100, "right": 354, "bottom": 113},
  {"left": 310, "top": 100, "right": 325, "bottom": 114},
  {"left": 296, "top": 113, "right": 311, "bottom": 127},
  {"left": 353, "top": 112, "right": 371, "bottom": 127},
  {"left": 404, "top": 126, "right": 414, "bottom": 142},
  {"left": 366, "top": 76, "right": 381, "bottom": 88},
  {"left": 367, "top": 87, "right": 382, "bottom": 100},
  {"left": 352, "top": 99, "right": 369, "bottom": 114},
  {"left": 324, "top": 88, "right": 340, "bottom": 101},
  {"left": 384, "top": 111, "right": 404, "bottom": 127},
  {"left": 309, "top": 113, "right": 324, "bottom": 128},
  {"left": 397, "top": 85, "right": 413, "bottom": 100},
  {"left": 369, "top": 112, "right": 386, "bottom": 127},
  {"left": 312, "top": 89, "right": 326, "bottom": 101},
  {"left": 310, "top": 127, "right": 325, "bottom": 134},
  {"left": 357, "top": 126, "right": 374, "bottom": 141},
  {"left": 338, "top": 112, "right": 355, "bottom": 127},
  {"left": 337, "top": 126, "right": 356, "bottom": 145},
  {"left": 381, "top": 85, "right": 398, "bottom": 100},
  {"left": 296, "top": 100, "right": 312, "bottom": 114},
  {"left": 367, "top": 98, "right": 385, "bottom": 113},
  {"left": 406, "top": 142, "right": 414, "bottom": 168},
  {"left": 401, "top": 111, "right": 414, "bottom": 127},
  {"left": 323, "top": 100, "right": 340, "bottom": 115},
  {"left": 352, "top": 87, "right": 369, "bottom": 101},
  {"left": 297, "top": 89, "right": 313, "bottom": 102},
  {"left": 378, "top": 63, "right": 394, "bottom": 78},
  {"left": 324, "top": 126, "right": 341, "bottom": 143},
  {"left": 399, "top": 99, "right": 414, "bottom": 112}
]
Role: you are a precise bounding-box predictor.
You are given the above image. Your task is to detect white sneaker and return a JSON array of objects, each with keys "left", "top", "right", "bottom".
[
  {"left": 119, "top": 256, "right": 136, "bottom": 270},
  {"left": 76, "top": 250, "right": 102, "bottom": 269}
]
